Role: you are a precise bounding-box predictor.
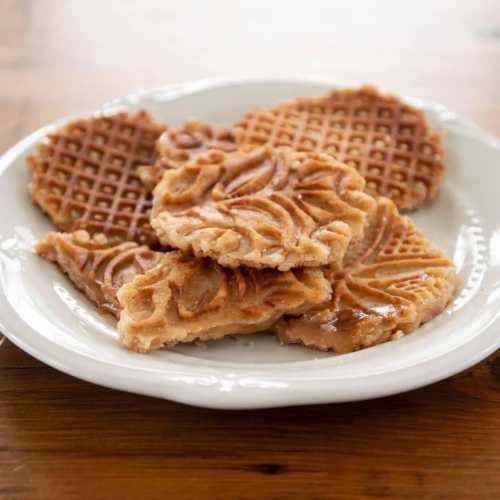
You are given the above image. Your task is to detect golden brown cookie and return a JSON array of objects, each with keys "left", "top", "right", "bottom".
[
  {"left": 137, "top": 120, "right": 237, "bottom": 190},
  {"left": 117, "top": 252, "right": 331, "bottom": 352},
  {"left": 151, "top": 146, "right": 376, "bottom": 271},
  {"left": 28, "top": 111, "right": 166, "bottom": 245},
  {"left": 233, "top": 86, "right": 445, "bottom": 210},
  {"left": 274, "top": 198, "right": 458, "bottom": 353},
  {"left": 36, "top": 230, "right": 163, "bottom": 317}
]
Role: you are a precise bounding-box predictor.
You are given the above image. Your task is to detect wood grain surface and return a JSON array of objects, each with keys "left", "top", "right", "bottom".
[{"left": 1, "top": 1, "right": 499, "bottom": 499}]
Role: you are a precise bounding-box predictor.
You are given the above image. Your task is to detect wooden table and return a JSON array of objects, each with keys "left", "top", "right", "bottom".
[{"left": 1, "top": 1, "right": 499, "bottom": 498}]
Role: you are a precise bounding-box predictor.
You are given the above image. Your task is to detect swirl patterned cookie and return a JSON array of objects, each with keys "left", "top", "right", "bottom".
[
  {"left": 274, "top": 198, "right": 458, "bottom": 353},
  {"left": 137, "top": 120, "right": 238, "bottom": 190},
  {"left": 117, "top": 252, "right": 331, "bottom": 352},
  {"left": 35, "top": 230, "right": 163, "bottom": 317},
  {"left": 151, "top": 146, "right": 376, "bottom": 271},
  {"left": 36, "top": 230, "right": 332, "bottom": 353}
]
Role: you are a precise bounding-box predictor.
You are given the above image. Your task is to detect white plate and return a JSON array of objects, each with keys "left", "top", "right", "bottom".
[{"left": 1, "top": 78, "right": 499, "bottom": 409}]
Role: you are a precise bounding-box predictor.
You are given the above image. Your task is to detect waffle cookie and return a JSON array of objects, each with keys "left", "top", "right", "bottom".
[
  {"left": 28, "top": 111, "right": 166, "bottom": 245},
  {"left": 151, "top": 146, "right": 376, "bottom": 271},
  {"left": 233, "top": 85, "right": 445, "bottom": 210},
  {"left": 274, "top": 198, "right": 458, "bottom": 353},
  {"left": 36, "top": 230, "right": 163, "bottom": 317},
  {"left": 117, "top": 252, "right": 331, "bottom": 352},
  {"left": 137, "top": 120, "right": 238, "bottom": 190}
]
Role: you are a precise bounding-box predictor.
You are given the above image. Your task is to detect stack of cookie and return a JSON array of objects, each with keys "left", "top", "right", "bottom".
[{"left": 30, "top": 86, "right": 458, "bottom": 354}]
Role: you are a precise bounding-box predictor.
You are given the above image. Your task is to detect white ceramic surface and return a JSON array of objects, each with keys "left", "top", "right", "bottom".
[{"left": 0, "top": 78, "right": 499, "bottom": 409}]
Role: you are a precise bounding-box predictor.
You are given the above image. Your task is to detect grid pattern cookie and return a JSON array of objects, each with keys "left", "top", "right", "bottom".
[
  {"left": 28, "top": 111, "right": 166, "bottom": 245},
  {"left": 36, "top": 230, "right": 163, "bottom": 317},
  {"left": 117, "top": 252, "right": 331, "bottom": 352},
  {"left": 233, "top": 85, "right": 445, "bottom": 210},
  {"left": 138, "top": 120, "right": 238, "bottom": 191},
  {"left": 274, "top": 198, "right": 458, "bottom": 353},
  {"left": 151, "top": 146, "right": 377, "bottom": 271}
]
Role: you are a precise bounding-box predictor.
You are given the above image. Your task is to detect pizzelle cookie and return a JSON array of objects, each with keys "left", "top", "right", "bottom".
[
  {"left": 274, "top": 197, "right": 458, "bottom": 353},
  {"left": 137, "top": 120, "right": 238, "bottom": 190},
  {"left": 28, "top": 111, "right": 166, "bottom": 245},
  {"left": 233, "top": 85, "right": 445, "bottom": 210},
  {"left": 151, "top": 146, "right": 376, "bottom": 271},
  {"left": 35, "top": 230, "right": 163, "bottom": 317},
  {"left": 117, "top": 253, "right": 331, "bottom": 352},
  {"left": 36, "top": 231, "right": 331, "bottom": 353}
]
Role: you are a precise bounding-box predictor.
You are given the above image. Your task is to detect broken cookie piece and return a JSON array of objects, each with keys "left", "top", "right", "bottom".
[
  {"left": 137, "top": 120, "right": 238, "bottom": 190},
  {"left": 274, "top": 197, "right": 458, "bottom": 353},
  {"left": 36, "top": 230, "right": 163, "bottom": 316},
  {"left": 117, "top": 252, "right": 331, "bottom": 352}
]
